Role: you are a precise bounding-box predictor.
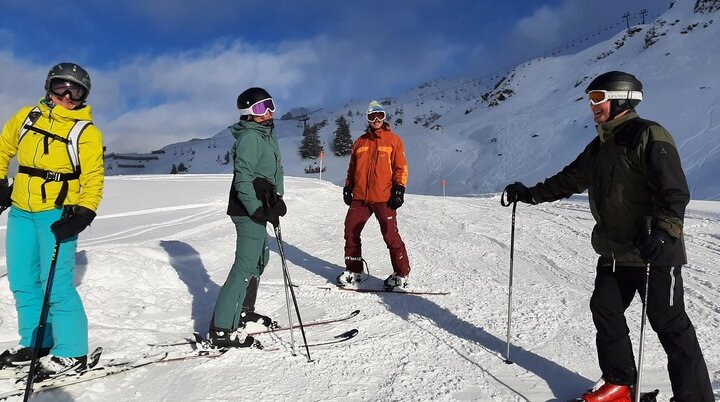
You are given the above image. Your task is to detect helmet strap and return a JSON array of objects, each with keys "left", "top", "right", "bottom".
[
  {"left": 42, "top": 95, "right": 56, "bottom": 109},
  {"left": 609, "top": 99, "right": 633, "bottom": 120}
]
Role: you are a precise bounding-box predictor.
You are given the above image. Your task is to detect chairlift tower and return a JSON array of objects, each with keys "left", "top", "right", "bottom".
[{"left": 291, "top": 108, "right": 323, "bottom": 130}]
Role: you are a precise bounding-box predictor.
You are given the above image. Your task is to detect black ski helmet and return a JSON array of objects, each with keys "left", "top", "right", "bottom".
[
  {"left": 237, "top": 87, "right": 272, "bottom": 115},
  {"left": 585, "top": 71, "right": 642, "bottom": 93},
  {"left": 45, "top": 63, "right": 91, "bottom": 100},
  {"left": 585, "top": 71, "right": 642, "bottom": 118}
]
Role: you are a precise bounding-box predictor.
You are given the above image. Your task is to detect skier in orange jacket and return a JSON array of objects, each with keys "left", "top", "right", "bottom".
[{"left": 337, "top": 100, "right": 410, "bottom": 291}]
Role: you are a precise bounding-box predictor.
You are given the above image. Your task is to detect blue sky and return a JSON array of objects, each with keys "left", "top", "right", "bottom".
[{"left": 0, "top": 0, "right": 666, "bottom": 152}]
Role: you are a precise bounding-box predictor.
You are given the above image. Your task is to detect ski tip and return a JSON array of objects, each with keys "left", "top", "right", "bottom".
[
  {"left": 349, "top": 309, "right": 360, "bottom": 317},
  {"left": 335, "top": 329, "right": 359, "bottom": 339}
]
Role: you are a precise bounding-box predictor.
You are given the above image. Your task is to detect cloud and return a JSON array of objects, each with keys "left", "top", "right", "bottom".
[
  {"left": 0, "top": 52, "right": 50, "bottom": 119},
  {"left": 0, "top": 0, "right": 668, "bottom": 153}
]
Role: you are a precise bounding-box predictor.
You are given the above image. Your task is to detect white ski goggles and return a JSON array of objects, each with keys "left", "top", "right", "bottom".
[
  {"left": 239, "top": 98, "right": 276, "bottom": 116},
  {"left": 588, "top": 90, "right": 643, "bottom": 106},
  {"left": 367, "top": 111, "right": 386, "bottom": 122}
]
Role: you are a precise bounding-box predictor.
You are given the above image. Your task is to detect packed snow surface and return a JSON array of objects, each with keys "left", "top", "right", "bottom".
[{"left": 1, "top": 175, "right": 718, "bottom": 401}]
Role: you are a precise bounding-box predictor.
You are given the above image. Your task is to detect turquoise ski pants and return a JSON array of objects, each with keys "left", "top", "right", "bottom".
[
  {"left": 6, "top": 207, "right": 88, "bottom": 357},
  {"left": 211, "top": 216, "right": 269, "bottom": 330}
]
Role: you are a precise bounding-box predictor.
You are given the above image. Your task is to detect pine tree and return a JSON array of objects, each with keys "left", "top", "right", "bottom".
[
  {"left": 299, "top": 124, "right": 323, "bottom": 159},
  {"left": 170, "top": 164, "right": 178, "bottom": 174},
  {"left": 332, "top": 115, "right": 353, "bottom": 156}
]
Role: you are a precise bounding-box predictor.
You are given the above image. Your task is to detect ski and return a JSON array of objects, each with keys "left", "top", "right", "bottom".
[
  {"left": 148, "top": 309, "right": 360, "bottom": 347},
  {"left": 567, "top": 389, "right": 659, "bottom": 402},
  {"left": 262, "top": 329, "right": 359, "bottom": 352},
  {"left": 0, "top": 349, "right": 167, "bottom": 400},
  {"left": 318, "top": 285, "right": 450, "bottom": 295},
  {"left": 0, "top": 346, "right": 103, "bottom": 381},
  {"left": 160, "top": 328, "right": 360, "bottom": 362}
]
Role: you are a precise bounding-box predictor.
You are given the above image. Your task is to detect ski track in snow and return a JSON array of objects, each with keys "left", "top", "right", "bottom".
[{"left": 0, "top": 175, "right": 718, "bottom": 401}]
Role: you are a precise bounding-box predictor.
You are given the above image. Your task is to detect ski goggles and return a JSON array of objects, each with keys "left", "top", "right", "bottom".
[
  {"left": 49, "top": 80, "right": 88, "bottom": 102},
  {"left": 587, "top": 90, "right": 642, "bottom": 106},
  {"left": 367, "top": 111, "right": 386, "bottom": 122},
  {"left": 239, "top": 98, "right": 276, "bottom": 116}
]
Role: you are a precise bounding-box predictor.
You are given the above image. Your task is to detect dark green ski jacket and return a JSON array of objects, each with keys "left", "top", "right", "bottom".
[
  {"left": 528, "top": 111, "right": 688, "bottom": 267},
  {"left": 226, "top": 120, "right": 284, "bottom": 216}
]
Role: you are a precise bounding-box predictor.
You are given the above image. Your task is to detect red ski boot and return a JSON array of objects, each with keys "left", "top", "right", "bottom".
[{"left": 581, "top": 383, "right": 632, "bottom": 402}]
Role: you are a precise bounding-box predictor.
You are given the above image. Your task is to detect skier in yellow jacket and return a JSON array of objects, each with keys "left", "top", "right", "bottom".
[{"left": 0, "top": 63, "right": 104, "bottom": 378}]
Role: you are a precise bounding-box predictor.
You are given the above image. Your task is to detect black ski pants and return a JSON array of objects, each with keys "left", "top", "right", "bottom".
[{"left": 590, "top": 261, "right": 714, "bottom": 402}]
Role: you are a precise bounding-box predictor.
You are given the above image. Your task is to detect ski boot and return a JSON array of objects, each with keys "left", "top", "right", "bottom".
[
  {"left": 208, "top": 327, "right": 260, "bottom": 349},
  {"left": 35, "top": 355, "right": 87, "bottom": 381},
  {"left": 383, "top": 273, "right": 409, "bottom": 291},
  {"left": 336, "top": 270, "right": 363, "bottom": 287},
  {"left": 239, "top": 310, "right": 279, "bottom": 329},
  {"left": 0, "top": 345, "right": 51, "bottom": 368},
  {"left": 579, "top": 382, "right": 632, "bottom": 402}
]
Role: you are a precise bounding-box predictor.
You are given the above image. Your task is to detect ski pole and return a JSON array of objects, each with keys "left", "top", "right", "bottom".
[
  {"left": 280, "top": 244, "right": 297, "bottom": 356},
  {"left": 500, "top": 188, "right": 517, "bottom": 364},
  {"left": 23, "top": 240, "right": 61, "bottom": 402},
  {"left": 273, "top": 224, "right": 313, "bottom": 362},
  {"left": 505, "top": 200, "right": 517, "bottom": 364},
  {"left": 634, "top": 217, "right": 652, "bottom": 402}
]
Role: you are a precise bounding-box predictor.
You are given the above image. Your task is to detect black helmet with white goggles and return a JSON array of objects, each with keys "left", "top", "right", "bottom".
[
  {"left": 237, "top": 87, "right": 275, "bottom": 116},
  {"left": 585, "top": 71, "right": 642, "bottom": 105}
]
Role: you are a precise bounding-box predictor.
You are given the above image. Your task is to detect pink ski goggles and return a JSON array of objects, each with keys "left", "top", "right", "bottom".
[{"left": 240, "top": 98, "right": 276, "bottom": 116}]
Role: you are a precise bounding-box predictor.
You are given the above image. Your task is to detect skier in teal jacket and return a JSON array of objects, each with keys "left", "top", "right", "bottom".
[{"left": 208, "top": 87, "right": 286, "bottom": 348}]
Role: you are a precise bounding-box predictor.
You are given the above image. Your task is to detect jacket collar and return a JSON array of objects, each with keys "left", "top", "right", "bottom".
[
  {"left": 38, "top": 98, "right": 93, "bottom": 122},
  {"left": 596, "top": 111, "right": 638, "bottom": 142},
  {"left": 231, "top": 120, "right": 274, "bottom": 139},
  {"left": 366, "top": 122, "right": 391, "bottom": 138}
]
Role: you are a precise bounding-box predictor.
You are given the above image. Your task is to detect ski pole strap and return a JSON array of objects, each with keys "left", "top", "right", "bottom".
[
  {"left": 17, "top": 165, "right": 79, "bottom": 207},
  {"left": 500, "top": 189, "right": 512, "bottom": 207}
]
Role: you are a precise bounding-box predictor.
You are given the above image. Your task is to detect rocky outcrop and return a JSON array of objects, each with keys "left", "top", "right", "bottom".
[{"left": 695, "top": 0, "right": 720, "bottom": 13}]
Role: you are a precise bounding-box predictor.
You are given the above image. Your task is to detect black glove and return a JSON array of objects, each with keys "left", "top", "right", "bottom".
[
  {"left": 252, "top": 177, "right": 278, "bottom": 208},
  {"left": 636, "top": 227, "right": 675, "bottom": 264},
  {"left": 251, "top": 206, "right": 280, "bottom": 227},
  {"left": 388, "top": 184, "right": 405, "bottom": 210},
  {"left": 50, "top": 205, "right": 96, "bottom": 242},
  {"left": 0, "top": 180, "right": 12, "bottom": 209},
  {"left": 250, "top": 197, "right": 286, "bottom": 227},
  {"left": 503, "top": 182, "right": 534, "bottom": 204},
  {"left": 343, "top": 186, "right": 353, "bottom": 206}
]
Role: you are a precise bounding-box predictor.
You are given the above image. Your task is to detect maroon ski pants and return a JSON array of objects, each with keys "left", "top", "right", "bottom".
[{"left": 343, "top": 201, "right": 410, "bottom": 277}]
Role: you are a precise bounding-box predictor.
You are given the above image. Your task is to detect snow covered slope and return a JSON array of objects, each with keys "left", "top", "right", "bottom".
[{"left": 1, "top": 175, "right": 718, "bottom": 401}]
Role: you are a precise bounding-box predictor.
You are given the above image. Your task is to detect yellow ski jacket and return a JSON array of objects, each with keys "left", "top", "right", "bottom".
[{"left": 0, "top": 99, "right": 104, "bottom": 212}]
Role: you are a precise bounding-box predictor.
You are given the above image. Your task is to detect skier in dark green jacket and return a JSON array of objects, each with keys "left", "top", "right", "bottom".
[
  {"left": 208, "top": 87, "right": 286, "bottom": 348},
  {"left": 504, "top": 71, "right": 713, "bottom": 402}
]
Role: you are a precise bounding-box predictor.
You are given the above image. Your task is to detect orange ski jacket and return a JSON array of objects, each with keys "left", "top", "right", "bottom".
[{"left": 345, "top": 123, "right": 408, "bottom": 203}]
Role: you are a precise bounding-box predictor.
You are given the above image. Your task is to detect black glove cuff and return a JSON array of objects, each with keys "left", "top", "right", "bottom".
[
  {"left": 68, "top": 205, "right": 97, "bottom": 225},
  {"left": 250, "top": 207, "right": 266, "bottom": 222},
  {"left": 275, "top": 197, "right": 287, "bottom": 217}
]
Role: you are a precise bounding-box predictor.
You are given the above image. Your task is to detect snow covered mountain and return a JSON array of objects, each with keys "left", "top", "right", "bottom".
[{"left": 105, "top": 0, "right": 720, "bottom": 200}]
